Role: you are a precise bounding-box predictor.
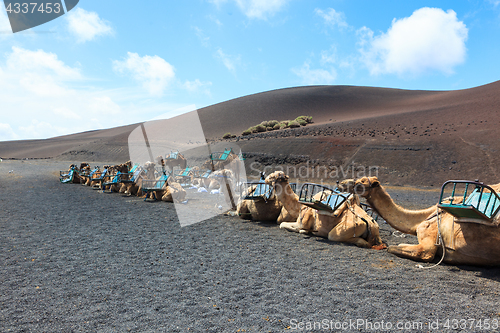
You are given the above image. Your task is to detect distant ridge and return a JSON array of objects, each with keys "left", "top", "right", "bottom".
[{"left": 1, "top": 81, "right": 500, "bottom": 186}]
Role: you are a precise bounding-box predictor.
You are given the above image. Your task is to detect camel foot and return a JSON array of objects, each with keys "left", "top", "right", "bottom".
[
  {"left": 387, "top": 245, "right": 435, "bottom": 262},
  {"left": 371, "top": 243, "right": 388, "bottom": 250}
]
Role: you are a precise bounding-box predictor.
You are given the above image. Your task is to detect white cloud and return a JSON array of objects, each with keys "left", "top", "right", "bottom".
[
  {"left": 0, "top": 123, "right": 19, "bottom": 141},
  {"left": 0, "top": 47, "right": 203, "bottom": 141},
  {"left": 7, "top": 46, "right": 81, "bottom": 78},
  {"left": 193, "top": 26, "right": 210, "bottom": 47},
  {"left": 0, "top": 47, "right": 127, "bottom": 140},
  {"left": 183, "top": 79, "right": 212, "bottom": 95},
  {"left": 66, "top": 8, "right": 114, "bottom": 43},
  {"left": 489, "top": 0, "right": 500, "bottom": 7},
  {"left": 113, "top": 52, "right": 176, "bottom": 96},
  {"left": 0, "top": 7, "right": 11, "bottom": 34},
  {"left": 210, "top": 0, "right": 290, "bottom": 20},
  {"left": 315, "top": 8, "right": 348, "bottom": 29},
  {"left": 208, "top": 15, "right": 223, "bottom": 27},
  {"left": 292, "top": 62, "right": 337, "bottom": 85},
  {"left": 358, "top": 7, "right": 468, "bottom": 76},
  {"left": 320, "top": 47, "right": 337, "bottom": 65},
  {"left": 215, "top": 48, "right": 241, "bottom": 75}
]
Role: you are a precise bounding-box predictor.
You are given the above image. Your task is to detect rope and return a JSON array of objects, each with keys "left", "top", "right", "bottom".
[
  {"left": 346, "top": 201, "right": 371, "bottom": 238},
  {"left": 416, "top": 207, "right": 446, "bottom": 269}
]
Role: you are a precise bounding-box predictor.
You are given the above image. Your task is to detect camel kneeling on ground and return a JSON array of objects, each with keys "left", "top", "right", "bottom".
[
  {"left": 265, "top": 171, "right": 386, "bottom": 249},
  {"left": 237, "top": 183, "right": 284, "bottom": 222},
  {"left": 338, "top": 176, "right": 500, "bottom": 265}
]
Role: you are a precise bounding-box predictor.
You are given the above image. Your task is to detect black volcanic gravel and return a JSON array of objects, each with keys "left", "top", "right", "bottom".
[{"left": 1, "top": 160, "right": 500, "bottom": 332}]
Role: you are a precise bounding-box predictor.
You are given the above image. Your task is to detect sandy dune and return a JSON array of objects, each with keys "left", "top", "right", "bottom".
[{"left": 1, "top": 81, "right": 499, "bottom": 186}]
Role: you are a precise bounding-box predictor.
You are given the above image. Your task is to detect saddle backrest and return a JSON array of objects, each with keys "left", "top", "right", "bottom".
[{"left": 438, "top": 180, "right": 500, "bottom": 222}]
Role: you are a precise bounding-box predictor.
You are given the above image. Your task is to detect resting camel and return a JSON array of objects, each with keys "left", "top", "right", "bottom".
[
  {"left": 103, "top": 161, "right": 132, "bottom": 193},
  {"left": 164, "top": 152, "right": 187, "bottom": 172},
  {"left": 265, "top": 171, "right": 386, "bottom": 249},
  {"left": 237, "top": 183, "right": 284, "bottom": 222},
  {"left": 338, "top": 177, "right": 500, "bottom": 265},
  {"left": 160, "top": 182, "right": 186, "bottom": 202},
  {"left": 123, "top": 161, "right": 156, "bottom": 196},
  {"left": 64, "top": 164, "right": 84, "bottom": 184},
  {"left": 202, "top": 150, "right": 243, "bottom": 181}
]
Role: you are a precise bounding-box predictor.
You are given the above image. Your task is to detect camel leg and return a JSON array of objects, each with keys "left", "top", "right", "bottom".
[
  {"left": 279, "top": 221, "right": 302, "bottom": 233},
  {"left": 237, "top": 202, "right": 252, "bottom": 220},
  {"left": 387, "top": 220, "right": 439, "bottom": 262},
  {"left": 328, "top": 232, "right": 371, "bottom": 248}
]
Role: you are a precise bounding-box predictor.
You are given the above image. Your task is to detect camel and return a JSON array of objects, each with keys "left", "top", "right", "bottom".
[
  {"left": 89, "top": 165, "right": 111, "bottom": 188},
  {"left": 237, "top": 183, "right": 284, "bottom": 222},
  {"left": 202, "top": 149, "right": 243, "bottom": 181},
  {"left": 161, "top": 182, "right": 187, "bottom": 202},
  {"left": 103, "top": 161, "right": 132, "bottom": 193},
  {"left": 61, "top": 164, "right": 83, "bottom": 184},
  {"left": 265, "top": 171, "right": 386, "bottom": 249},
  {"left": 338, "top": 176, "right": 500, "bottom": 265},
  {"left": 123, "top": 161, "right": 156, "bottom": 197},
  {"left": 164, "top": 151, "right": 187, "bottom": 172}
]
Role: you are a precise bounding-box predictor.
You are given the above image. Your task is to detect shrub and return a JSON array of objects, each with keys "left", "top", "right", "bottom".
[
  {"left": 267, "top": 120, "right": 279, "bottom": 127},
  {"left": 242, "top": 129, "right": 252, "bottom": 136},
  {"left": 273, "top": 124, "right": 281, "bottom": 130},
  {"left": 288, "top": 120, "right": 300, "bottom": 128},
  {"left": 222, "top": 132, "right": 232, "bottom": 139},
  {"left": 280, "top": 120, "right": 290, "bottom": 128},
  {"left": 296, "top": 119, "right": 307, "bottom": 126},
  {"left": 255, "top": 124, "right": 266, "bottom": 132},
  {"left": 296, "top": 115, "right": 313, "bottom": 124}
]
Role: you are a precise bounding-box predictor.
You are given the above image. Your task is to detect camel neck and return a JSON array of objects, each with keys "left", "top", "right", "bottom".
[
  {"left": 275, "top": 182, "right": 300, "bottom": 214},
  {"left": 367, "top": 186, "right": 436, "bottom": 235}
]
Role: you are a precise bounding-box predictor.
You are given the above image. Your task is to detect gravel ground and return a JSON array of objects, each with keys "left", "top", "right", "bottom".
[{"left": 1, "top": 160, "right": 500, "bottom": 333}]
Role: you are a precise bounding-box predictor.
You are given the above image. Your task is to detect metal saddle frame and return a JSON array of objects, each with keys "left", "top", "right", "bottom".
[
  {"left": 298, "top": 183, "right": 352, "bottom": 213},
  {"left": 438, "top": 180, "right": 500, "bottom": 223},
  {"left": 142, "top": 173, "right": 172, "bottom": 201}
]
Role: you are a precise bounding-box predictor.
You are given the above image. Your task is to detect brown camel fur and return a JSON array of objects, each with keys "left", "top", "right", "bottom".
[
  {"left": 124, "top": 162, "right": 155, "bottom": 197},
  {"left": 338, "top": 176, "right": 500, "bottom": 265},
  {"left": 65, "top": 164, "right": 84, "bottom": 184},
  {"left": 104, "top": 161, "right": 131, "bottom": 193},
  {"left": 265, "top": 171, "right": 386, "bottom": 249},
  {"left": 89, "top": 165, "right": 110, "bottom": 188},
  {"left": 161, "top": 182, "right": 187, "bottom": 202},
  {"left": 164, "top": 152, "right": 187, "bottom": 172},
  {"left": 237, "top": 184, "right": 283, "bottom": 222}
]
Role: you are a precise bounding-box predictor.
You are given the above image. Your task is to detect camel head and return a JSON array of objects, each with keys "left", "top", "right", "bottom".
[
  {"left": 141, "top": 161, "right": 155, "bottom": 179},
  {"left": 79, "top": 162, "right": 90, "bottom": 171},
  {"left": 265, "top": 171, "right": 289, "bottom": 186},
  {"left": 114, "top": 163, "right": 129, "bottom": 174},
  {"left": 337, "top": 176, "right": 380, "bottom": 197},
  {"left": 201, "top": 159, "right": 212, "bottom": 170},
  {"left": 155, "top": 156, "right": 164, "bottom": 167}
]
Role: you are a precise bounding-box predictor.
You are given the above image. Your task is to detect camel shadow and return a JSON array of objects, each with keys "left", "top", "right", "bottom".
[{"left": 450, "top": 265, "right": 500, "bottom": 282}]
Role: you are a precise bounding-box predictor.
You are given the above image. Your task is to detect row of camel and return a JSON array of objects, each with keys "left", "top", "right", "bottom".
[
  {"left": 238, "top": 171, "right": 500, "bottom": 266},
  {"left": 67, "top": 161, "right": 187, "bottom": 202},
  {"left": 64, "top": 160, "right": 500, "bottom": 266},
  {"left": 65, "top": 153, "right": 237, "bottom": 202}
]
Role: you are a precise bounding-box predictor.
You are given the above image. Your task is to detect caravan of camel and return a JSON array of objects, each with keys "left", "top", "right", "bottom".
[{"left": 60, "top": 150, "right": 500, "bottom": 267}]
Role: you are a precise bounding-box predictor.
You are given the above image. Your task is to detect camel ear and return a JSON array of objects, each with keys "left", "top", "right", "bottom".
[{"left": 371, "top": 179, "right": 380, "bottom": 187}]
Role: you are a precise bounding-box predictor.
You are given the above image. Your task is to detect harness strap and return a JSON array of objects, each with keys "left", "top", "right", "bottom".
[{"left": 347, "top": 201, "right": 371, "bottom": 239}]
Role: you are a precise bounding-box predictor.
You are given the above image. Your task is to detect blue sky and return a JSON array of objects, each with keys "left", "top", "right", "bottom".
[{"left": 1, "top": 0, "right": 500, "bottom": 140}]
